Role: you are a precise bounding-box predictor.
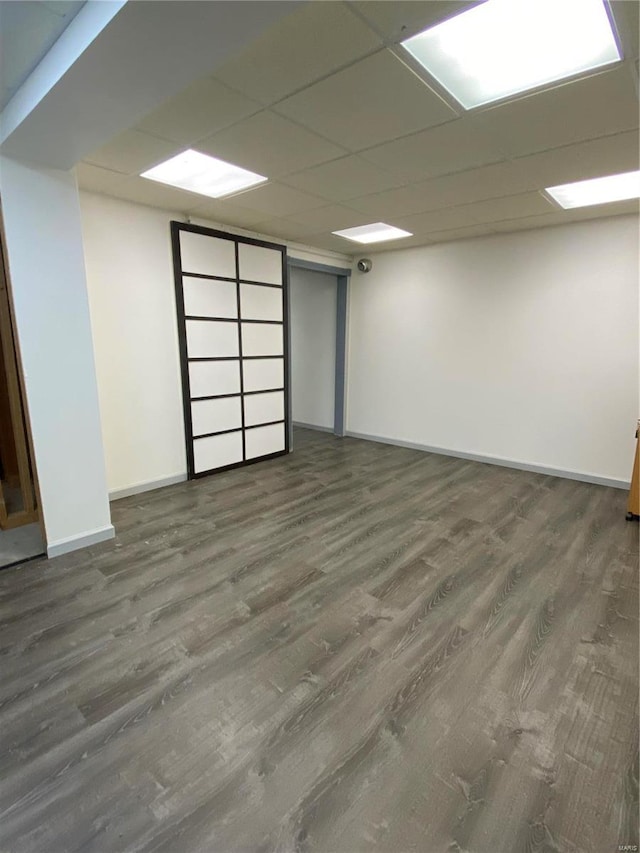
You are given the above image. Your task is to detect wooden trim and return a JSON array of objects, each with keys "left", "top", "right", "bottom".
[
  {"left": 0, "top": 477, "right": 8, "bottom": 528},
  {"left": 0, "top": 202, "right": 40, "bottom": 529},
  {"left": 1, "top": 509, "right": 37, "bottom": 530},
  {"left": 627, "top": 421, "right": 639, "bottom": 518}
]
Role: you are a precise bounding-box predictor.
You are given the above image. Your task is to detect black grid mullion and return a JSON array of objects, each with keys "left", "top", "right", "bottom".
[
  {"left": 193, "top": 426, "right": 243, "bottom": 440},
  {"left": 172, "top": 220, "right": 289, "bottom": 479},
  {"left": 239, "top": 279, "right": 282, "bottom": 289},
  {"left": 192, "top": 387, "right": 284, "bottom": 402},
  {"left": 244, "top": 419, "right": 285, "bottom": 432},
  {"left": 181, "top": 274, "right": 284, "bottom": 290},
  {"left": 235, "top": 242, "right": 246, "bottom": 463},
  {"left": 185, "top": 315, "right": 283, "bottom": 325},
  {"left": 188, "top": 355, "right": 283, "bottom": 362},
  {"left": 182, "top": 271, "right": 237, "bottom": 283}
]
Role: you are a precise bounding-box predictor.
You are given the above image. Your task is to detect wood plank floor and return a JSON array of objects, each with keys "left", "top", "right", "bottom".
[{"left": 0, "top": 428, "right": 637, "bottom": 853}]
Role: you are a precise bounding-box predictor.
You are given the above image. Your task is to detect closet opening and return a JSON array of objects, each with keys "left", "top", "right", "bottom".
[{"left": 286, "top": 258, "right": 350, "bottom": 448}]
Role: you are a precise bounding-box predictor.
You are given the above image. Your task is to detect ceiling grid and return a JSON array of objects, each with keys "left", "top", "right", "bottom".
[{"left": 67, "top": 0, "right": 639, "bottom": 253}]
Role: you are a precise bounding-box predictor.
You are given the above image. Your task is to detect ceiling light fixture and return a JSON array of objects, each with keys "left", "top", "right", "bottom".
[
  {"left": 141, "top": 149, "right": 267, "bottom": 198},
  {"left": 401, "top": 0, "right": 621, "bottom": 110},
  {"left": 332, "top": 223, "right": 413, "bottom": 244},
  {"left": 545, "top": 170, "right": 640, "bottom": 208}
]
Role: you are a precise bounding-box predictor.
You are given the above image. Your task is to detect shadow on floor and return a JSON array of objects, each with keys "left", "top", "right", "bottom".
[{"left": 0, "top": 523, "right": 45, "bottom": 569}]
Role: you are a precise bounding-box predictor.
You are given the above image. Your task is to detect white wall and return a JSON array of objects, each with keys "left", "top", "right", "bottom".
[
  {"left": 347, "top": 215, "right": 639, "bottom": 485},
  {"left": 80, "top": 193, "right": 186, "bottom": 495},
  {"left": 290, "top": 267, "right": 337, "bottom": 430},
  {"left": 79, "top": 191, "right": 350, "bottom": 494},
  {"left": 0, "top": 157, "right": 113, "bottom": 554}
]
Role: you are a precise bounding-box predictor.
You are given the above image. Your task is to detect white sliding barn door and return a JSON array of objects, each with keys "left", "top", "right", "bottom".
[{"left": 172, "top": 223, "right": 289, "bottom": 477}]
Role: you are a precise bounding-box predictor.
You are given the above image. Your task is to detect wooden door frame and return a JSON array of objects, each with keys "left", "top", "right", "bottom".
[{"left": 0, "top": 201, "right": 42, "bottom": 530}]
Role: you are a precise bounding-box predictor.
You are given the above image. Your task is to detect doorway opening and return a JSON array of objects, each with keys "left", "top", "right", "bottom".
[
  {"left": 286, "top": 259, "right": 350, "bottom": 448},
  {"left": 0, "top": 205, "right": 44, "bottom": 569}
]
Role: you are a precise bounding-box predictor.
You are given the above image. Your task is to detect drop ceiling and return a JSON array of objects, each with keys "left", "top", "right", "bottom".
[
  {"left": 0, "top": 1, "right": 85, "bottom": 111},
  {"left": 76, "top": 0, "right": 639, "bottom": 254}
]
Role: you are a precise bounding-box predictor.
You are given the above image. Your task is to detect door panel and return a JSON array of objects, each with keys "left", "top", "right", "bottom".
[{"left": 173, "top": 223, "right": 289, "bottom": 477}]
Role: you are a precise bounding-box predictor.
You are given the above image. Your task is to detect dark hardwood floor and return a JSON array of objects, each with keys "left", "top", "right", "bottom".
[{"left": 0, "top": 428, "right": 637, "bottom": 853}]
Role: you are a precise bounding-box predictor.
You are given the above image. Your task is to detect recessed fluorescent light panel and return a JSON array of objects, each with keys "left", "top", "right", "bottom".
[
  {"left": 546, "top": 170, "right": 640, "bottom": 209},
  {"left": 332, "top": 223, "right": 413, "bottom": 244},
  {"left": 141, "top": 149, "right": 267, "bottom": 198},
  {"left": 401, "top": 0, "right": 621, "bottom": 109}
]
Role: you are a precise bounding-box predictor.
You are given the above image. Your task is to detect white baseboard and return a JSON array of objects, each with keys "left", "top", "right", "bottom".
[
  {"left": 47, "top": 524, "right": 115, "bottom": 558},
  {"left": 109, "top": 473, "right": 187, "bottom": 501},
  {"left": 345, "top": 430, "right": 630, "bottom": 490},
  {"left": 293, "top": 421, "right": 334, "bottom": 433}
]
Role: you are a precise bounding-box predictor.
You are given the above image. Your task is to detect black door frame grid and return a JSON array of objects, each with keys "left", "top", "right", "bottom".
[{"left": 171, "top": 221, "right": 290, "bottom": 479}]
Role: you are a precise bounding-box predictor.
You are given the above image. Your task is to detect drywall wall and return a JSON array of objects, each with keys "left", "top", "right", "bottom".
[
  {"left": 290, "top": 266, "right": 337, "bottom": 430},
  {"left": 0, "top": 157, "right": 113, "bottom": 554},
  {"left": 80, "top": 191, "right": 350, "bottom": 495},
  {"left": 347, "top": 215, "right": 639, "bottom": 485},
  {"left": 80, "top": 193, "right": 187, "bottom": 496}
]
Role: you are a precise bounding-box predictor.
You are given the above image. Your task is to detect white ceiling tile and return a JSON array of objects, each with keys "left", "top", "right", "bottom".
[
  {"left": 85, "top": 130, "right": 180, "bottom": 175},
  {"left": 478, "top": 66, "right": 639, "bottom": 159},
  {"left": 461, "top": 191, "right": 556, "bottom": 223},
  {"left": 107, "top": 176, "right": 214, "bottom": 212},
  {"left": 197, "top": 111, "right": 346, "bottom": 178},
  {"left": 346, "top": 161, "right": 522, "bottom": 217},
  {"left": 214, "top": 2, "right": 381, "bottom": 105},
  {"left": 288, "top": 204, "right": 373, "bottom": 232},
  {"left": 491, "top": 203, "right": 639, "bottom": 234},
  {"left": 419, "top": 224, "right": 496, "bottom": 245},
  {"left": 78, "top": 164, "right": 265, "bottom": 225},
  {"left": 332, "top": 226, "right": 493, "bottom": 253},
  {"left": 282, "top": 155, "right": 405, "bottom": 201},
  {"left": 381, "top": 133, "right": 640, "bottom": 215},
  {"left": 224, "top": 183, "right": 327, "bottom": 218},
  {"left": 362, "top": 233, "right": 440, "bottom": 251},
  {"left": 507, "top": 131, "right": 640, "bottom": 190},
  {"left": 40, "top": 2, "right": 83, "bottom": 15},
  {"left": 610, "top": 0, "right": 639, "bottom": 61},
  {"left": 396, "top": 191, "right": 554, "bottom": 234},
  {"left": 303, "top": 232, "right": 364, "bottom": 254},
  {"left": 274, "top": 49, "right": 458, "bottom": 152},
  {"left": 348, "top": 1, "right": 481, "bottom": 41},
  {"left": 395, "top": 204, "right": 487, "bottom": 235},
  {"left": 76, "top": 162, "right": 130, "bottom": 196},
  {"left": 135, "top": 78, "right": 262, "bottom": 145},
  {"left": 361, "top": 113, "right": 506, "bottom": 181},
  {"left": 346, "top": 184, "right": 431, "bottom": 218},
  {"left": 0, "top": 0, "right": 84, "bottom": 109},
  {"left": 184, "top": 199, "right": 268, "bottom": 229},
  {"left": 410, "top": 162, "right": 534, "bottom": 210},
  {"left": 487, "top": 214, "right": 561, "bottom": 235},
  {"left": 249, "top": 218, "right": 320, "bottom": 241},
  {"left": 76, "top": 4, "right": 639, "bottom": 239}
]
